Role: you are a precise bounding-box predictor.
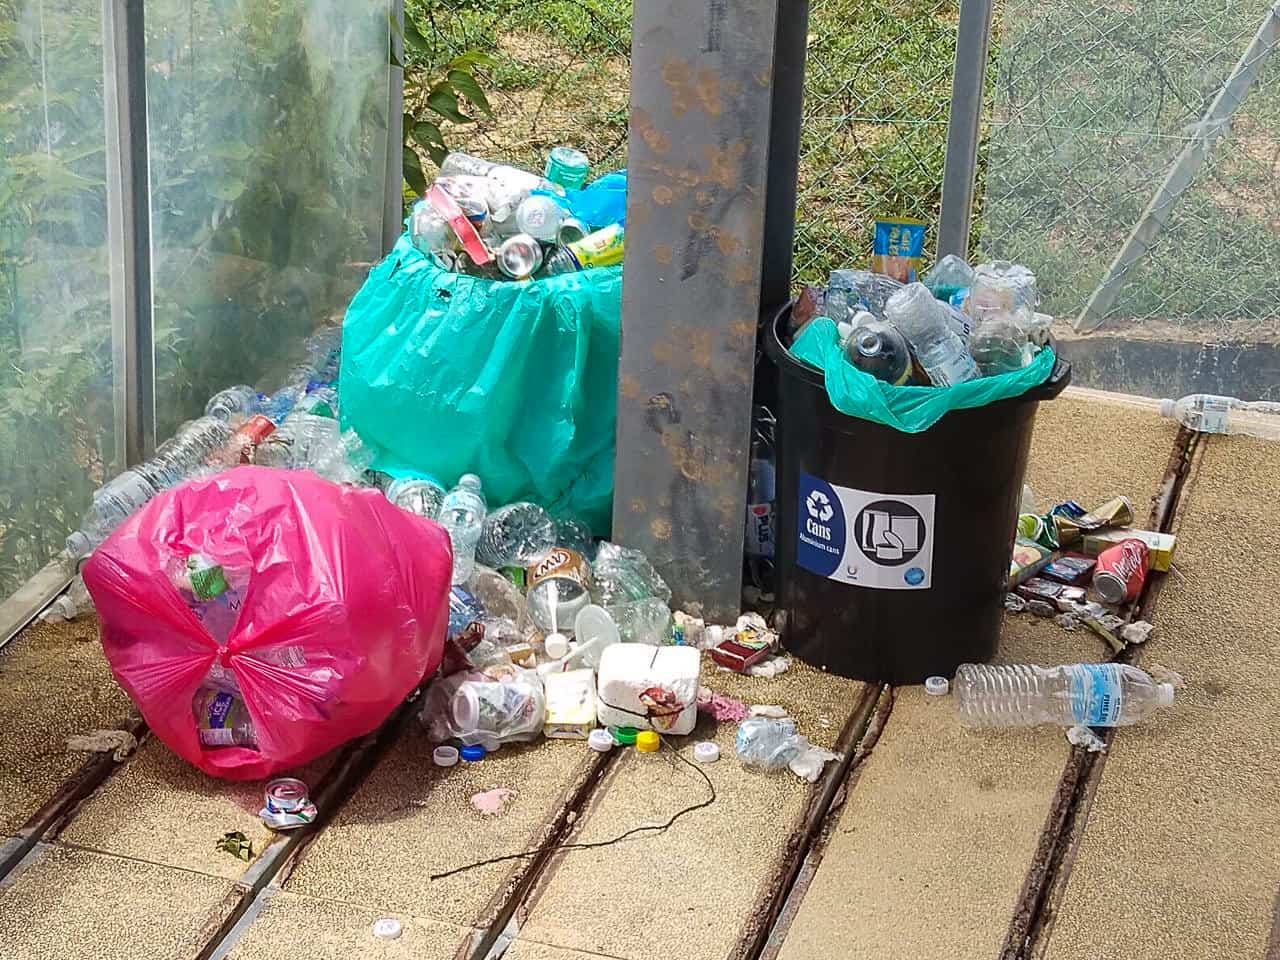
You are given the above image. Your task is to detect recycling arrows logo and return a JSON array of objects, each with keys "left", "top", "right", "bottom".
[{"left": 806, "top": 490, "right": 834, "bottom": 522}]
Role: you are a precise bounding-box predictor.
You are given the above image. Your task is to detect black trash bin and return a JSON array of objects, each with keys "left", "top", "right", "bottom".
[{"left": 764, "top": 305, "right": 1071, "bottom": 684}]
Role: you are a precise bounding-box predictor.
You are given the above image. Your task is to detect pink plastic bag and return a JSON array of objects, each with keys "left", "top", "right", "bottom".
[{"left": 82, "top": 467, "right": 452, "bottom": 780}]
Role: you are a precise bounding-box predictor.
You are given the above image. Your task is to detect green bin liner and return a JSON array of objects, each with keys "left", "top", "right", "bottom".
[
  {"left": 789, "top": 316, "right": 1057, "bottom": 434},
  {"left": 340, "top": 235, "right": 621, "bottom": 533}
]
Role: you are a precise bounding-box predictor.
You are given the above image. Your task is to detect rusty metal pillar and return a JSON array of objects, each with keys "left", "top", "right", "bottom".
[{"left": 613, "top": 0, "right": 790, "bottom": 621}]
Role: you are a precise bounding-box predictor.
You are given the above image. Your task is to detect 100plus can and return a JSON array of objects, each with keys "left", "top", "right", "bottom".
[{"left": 1092, "top": 537, "right": 1150, "bottom": 605}]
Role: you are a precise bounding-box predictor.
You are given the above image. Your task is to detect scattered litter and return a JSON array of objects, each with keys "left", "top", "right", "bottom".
[
  {"left": 1026, "top": 599, "right": 1056, "bottom": 617},
  {"left": 1004, "top": 593, "right": 1027, "bottom": 613},
  {"left": 1054, "top": 613, "right": 1080, "bottom": 631},
  {"left": 460, "top": 744, "right": 487, "bottom": 762},
  {"left": 924, "top": 676, "right": 949, "bottom": 696},
  {"left": 710, "top": 612, "right": 779, "bottom": 673},
  {"left": 433, "top": 745, "right": 459, "bottom": 767},
  {"left": 735, "top": 717, "right": 837, "bottom": 782},
  {"left": 790, "top": 745, "right": 840, "bottom": 783},
  {"left": 954, "top": 662, "right": 1174, "bottom": 727},
  {"left": 749, "top": 704, "right": 789, "bottom": 719},
  {"left": 471, "top": 788, "right": 516, "bottom": 817},
  {"left": 1120, "top": 620, "right": 1155, "bottom": 644},
  {"left": 1066, "top": 725, "right": 1107, "bottom": 753},
  {"left": 635, "top": 730, "right": 660, "bottom": 753},
  {"left": 746, "top": 655, "right": 792, "bottom": 678},
  {"left": 587, "top": 728, "right": 614, "bottom": 752},
  {"left": 259, "top": 777, "right": 317, "bottom": 831},
  {"left": 693, "top": 741, "right": 720, "bottom": 764},
  {"left": 697, "top": 689, "right": 750, "bottom": 722},
  {"left": 216, "top": 831, "right": 253, "bottom": 861},
  {"left": 610, "top": 726, "right": 638, "bottom": 746},
  {"left": 597, "top": 643, "right": 699, "bottom": 735},
  {"left": 1083, "top": 613, "right": 1127, "bottom": 654},
  {"left": 66, "top": 729, "right": 137, "bottom": 762},
  {"left": 670, "top": 610, "right": 706, "bottom": 647},
  {"left": 372, "top": 917, "right": 403, "bottom": 940}
]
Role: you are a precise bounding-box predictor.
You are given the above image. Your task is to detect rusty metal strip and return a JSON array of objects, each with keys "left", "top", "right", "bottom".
[
  {"left": 0, "top": 714, "right": 148, "bottom": 883},
  {"left": 730, "top": 683, "right": 891, "bottom": 960},
  {"left": 461, "top": 749, "right": 619, "bottom": 960},
  {"left": 754, "top": 685, "right": 894, "bottom": 960},
  {"left": 1001, "top": 425, "right": 1203, "bottom": 960}
]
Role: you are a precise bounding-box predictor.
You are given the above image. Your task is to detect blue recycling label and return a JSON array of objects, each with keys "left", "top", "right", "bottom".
[{"left": 1067, "top": 663, "right": 1124, "bottom": 726}]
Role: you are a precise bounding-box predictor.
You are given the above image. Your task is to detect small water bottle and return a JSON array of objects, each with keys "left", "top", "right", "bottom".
[
  {"left": 1159, "top": 394, "right": 1280, "bottom": 439},
  {"left": 204, "top": 385, "right": 261, "bottom": 425},
  {"left": 885, "top": 282, "right": 979, "bottom": 387},
  {"left": 440, "top": 475, "right": 489, "bottom": 584},
  {"left": 923, "top": 254, "right": 974, "bottom": 303},
  {"left": 953, "top": 663, "right": 1174, "bottom": 727},
  {"left": 66, "top": 469, "right": 160, "bottom": 559},
  {"left": 386, "top": 475, "right": 446, "bottom": 520},
  {"left": 477, "top": 502, "right": 557, "bottom": 569}
]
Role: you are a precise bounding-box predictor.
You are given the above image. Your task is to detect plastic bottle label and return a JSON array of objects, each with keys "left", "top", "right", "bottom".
[
  {"left": 745, "top": 502, "right": 775, "bottom": 558},
  {"left": 796, "top": 472, "right": 935, "bottom": 590},
  {"left": 1066, "top": 663, "right": 1124, "bottom": 726},
  {"left": 1192, "top": 395, "right": 1231, "bottom": 434}
]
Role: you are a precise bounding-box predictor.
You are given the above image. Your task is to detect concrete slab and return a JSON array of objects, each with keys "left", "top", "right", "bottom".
[
  {"left": 514, "top": 659, "right": 866, "bottom": 960},
  {"left": 505, "top": 941, "right": 620, "bottom": 960},
  {"left": 1042, "top": 434, "right": 1280, "bottom": 960},
  {"left": 223, "top": 890, "right": 472, "bottom": 960},
  {"left": 0, "top": 844, "right": 233, "bottom": 960},
  {"left": 284, "top": 727, "right": 593, "bottom": 930},
  {"left": 773, "top": 390, "right": 1170, "bottom": 960},
  {"left": 0, "top": 616, "right": 132, "bottom": 833}
]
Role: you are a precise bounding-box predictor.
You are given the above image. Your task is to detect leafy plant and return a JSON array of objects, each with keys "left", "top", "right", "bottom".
[{"left": 393, "top": 8, "right": 494, "bottom": 195}]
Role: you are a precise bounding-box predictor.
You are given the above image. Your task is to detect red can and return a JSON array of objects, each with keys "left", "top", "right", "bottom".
[
  {"left": 1092, "top": 537, "right": 1150, "bottom": 605},
  {"left": 231, "top": 414, "right": 276, "bottom": 464}
]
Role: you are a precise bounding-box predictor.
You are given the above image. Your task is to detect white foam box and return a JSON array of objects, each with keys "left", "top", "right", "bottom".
[
  {"left": 543, "top": 668, "right": 597, "bottom": 739},
  {"left": 596, "top": 643, "right": 700, "bottom": 736}
]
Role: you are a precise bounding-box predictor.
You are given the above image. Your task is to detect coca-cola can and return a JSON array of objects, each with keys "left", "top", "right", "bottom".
[{"left": 1092, "top": 537, "right": 1150, "bottom": 605}]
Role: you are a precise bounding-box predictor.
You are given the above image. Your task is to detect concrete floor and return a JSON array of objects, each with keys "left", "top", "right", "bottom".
[{"left": 0, "top": 387, "right": 1272, "bottom": 960}]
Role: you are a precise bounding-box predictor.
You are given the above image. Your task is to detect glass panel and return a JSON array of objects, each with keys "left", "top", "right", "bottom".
[
  {"left": 980, "top": 1, "right": 1280, "bottom": 400},
  {"left": 144, "top": 0, "right": 391, "bottom": 435},
  {"left": 0, "top": 0, "right": 116, "bottom": 598}
]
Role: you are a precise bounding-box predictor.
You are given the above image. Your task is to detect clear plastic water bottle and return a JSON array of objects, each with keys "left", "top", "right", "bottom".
[
  {"left": 554, "top": 514, "right": 596, "bottom": 559},
  {"left": 295, "top": 384, "right": 339, "bottom": 419},
  {"left": 255, "top": 412, "right": 339, "bottom": 469},
  {"left": 440, "top": 475, "right": 488, "bottom": 584},
  {"left": 923, "top": 254, "right": 974, "bottom": 303},
  {"left": 308, "top": 428, "right": 373, "bottom": 484},
  {"left": 604, "top": 596, "right": 671, "bottom": 645},
  {"left": 590, "top": 541, "right": 673, "bottom": 605},
  {"left": 204, "top": 385, "right": 260, "bottom": 425},
  {"left": 140, "top": 417, "right": 235, "bottom": 488},
  {"left": 1159, "top": 394, "right": 1280, "bottom": 439},
  {"left": 969, "top": 312, "right": 1030, "bottom": 376},
  {"left": 735, "top": 717, "right": 802, "bottom": 770},
  {"left": 953, "top": 663, "right": 1174, "bottom": 727},
  {"left": 885, "top": 282, "right": 980, "bottom": 387},
  {"left": 386, "top": 475, "right": 446, "bottom": 520},
  {"left": 410, "top": 198, "right": 454, "bottom": 255},
  {"left": 65, "top": 469, "right": 158, "bottom": 559},
  {"left": 477, "top": 502, "right": 557, "bottom": 569},
  {"left": 826, "top": 269, "right": 904, "bottom": 323}
]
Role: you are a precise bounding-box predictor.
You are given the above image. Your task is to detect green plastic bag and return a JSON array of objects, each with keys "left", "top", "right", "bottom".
[
  {"left": 790, "top": 317, "right": 1057, "bottom": 433},
  {"left": 340, "top": 235, "right": 620, "bottom": 533}
]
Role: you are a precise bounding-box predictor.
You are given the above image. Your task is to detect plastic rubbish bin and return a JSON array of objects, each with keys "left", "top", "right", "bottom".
[{"left": 764, "top": 305, "right": 1071, "bottom": 684}]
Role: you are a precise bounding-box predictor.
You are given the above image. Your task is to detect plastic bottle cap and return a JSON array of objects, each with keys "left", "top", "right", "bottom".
[
  {"left": 1157, "top": 683, "right": 1176, "bottom": 706},
  {"left": 432, "top": 745, "right": 459, "bottom": 767},
  {"left": 372, "top": 917, "right": 403, "bottom": 940},
  {"left": 544, "top": 632, "right": 570, "bottom": 660},
  {"left": 587, "top": 728, "right": 615, "bottom": 752},
  {"left": 611, "top": 726, "right": 638, "bottom": 746},
  {"left": 1159, "top": 398, "right": 1175, "bottom": 418},
  {"left": 635, "top": 730, "right": 660, "bottom": 753},
  {"left": 693, "top": 741, "right": 720, "bottom": 764},
  {"left": 924, "top": 676, "right": 950, "bottom": 696},
  {"left": 459, "top": 744, "right": 486, "bottom": 762}
]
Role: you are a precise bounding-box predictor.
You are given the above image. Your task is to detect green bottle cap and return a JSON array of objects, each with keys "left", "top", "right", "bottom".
[{"left": 610, "top": 726, "right": 638, "bottom": 746}]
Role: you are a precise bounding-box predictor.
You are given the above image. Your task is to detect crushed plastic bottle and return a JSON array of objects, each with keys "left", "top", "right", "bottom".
[
  {"left": 204, "top": 385, "right": 260, "bottom": 426},
  {"left": 604, "top": 595, "right": 671, "bottom": 645},
  {"left": 66, "top": 470, "right": 159, "bottom": 560},
  {"left": 1159, "top": 394, "right": 1280, "bottom": 439},
  {"left": 735, "top": 717, "right": 801, "bottom": 769},
  {"left": 953, "top": 662, "right": 1174, "bottom": 727},
  {"left": 884, "top": 282, "right": 980, "bottom": 387},
  {"left": 825, "top": 269, "right": 904, "bottom": 324},
  {"left": 308, "top": 428, "right": 374, "bottom": 484},
  {"left": 440, "top": 475, "right": 488, "bottom": 584},
  {"left": 385, "top": 475, "right": 446, "bottom": 520},
  {"left": 591, "top": 541, "right": 673, "bottom": 606},
  {"left": 477, "top": 502, "right": 557, "bottom": 570}
]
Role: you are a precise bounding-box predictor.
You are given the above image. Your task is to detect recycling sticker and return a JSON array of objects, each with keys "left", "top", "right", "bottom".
[{"left": 796, "top": 471, "right": 936, "bottom": 590}]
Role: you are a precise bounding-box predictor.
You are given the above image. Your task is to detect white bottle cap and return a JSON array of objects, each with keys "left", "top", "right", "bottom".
[
  {"left": 1159, "top": 398, "right": 1175, "bottom": 418},
  {"left": 432, "top": 745, "right": 459, "bottom": 768},
  {"left": 693, "top": 741, "right": 720, "bottom": 764},
  {"left": 1157, "top": 683, "right": 1175, "bottom": 706},
  {"left": 544, "top": 632, "right": 570, "bottom": 660},
  {"left": 587, "top": 728, "right": 614, "bottom": 752},
  {"left": 372, "top": 917, "right": 403, "bottom": 940},
  {"left": 924, "top": 676, "right": 950, "bottom": 696}
]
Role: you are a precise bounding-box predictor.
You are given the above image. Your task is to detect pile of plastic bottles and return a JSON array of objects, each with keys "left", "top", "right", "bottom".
[
  {"left": 408, "top": 148, "right": 624, "bottom": 280},
  {"left": 820, "top": 255, "right": 1053, "bottom": 386}
]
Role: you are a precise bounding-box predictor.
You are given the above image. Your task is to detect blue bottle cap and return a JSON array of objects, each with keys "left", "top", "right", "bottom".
[{"left": 460, "top": 744, "right": 486, "bottom": 762}]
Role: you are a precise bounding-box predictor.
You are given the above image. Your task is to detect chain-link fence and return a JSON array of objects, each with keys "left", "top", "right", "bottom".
[
  {"left": 979, "top": 0, "right": 1280, "bottom": 341},
  {"left": 794, "top": 0, "right": 961, "bottom": 284}
]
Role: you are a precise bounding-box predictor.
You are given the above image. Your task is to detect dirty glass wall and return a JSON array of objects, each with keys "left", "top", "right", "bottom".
[
  {"left": 0, "top": 0, "right": 392, "bottom": 600},
  {"left": 979, "top": 1, "right": 1280, "bottom": 399},
  {"left": 144, "top": 0, "right": 391, "bottom": 438},
  {"left": 0, "top": 0, "right": 117, "bottom": 597}
]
